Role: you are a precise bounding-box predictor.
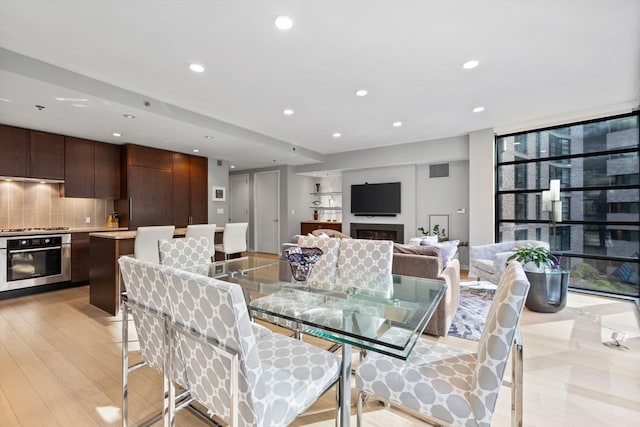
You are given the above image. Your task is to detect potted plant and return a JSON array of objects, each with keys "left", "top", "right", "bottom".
[{"left": 506, "top": 244, "right": 569, "bottom": 313}]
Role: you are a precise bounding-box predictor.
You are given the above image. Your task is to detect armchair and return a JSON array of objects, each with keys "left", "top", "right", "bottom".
[{"left": 469, "top": 240, "right": 549, "bottom": 284}]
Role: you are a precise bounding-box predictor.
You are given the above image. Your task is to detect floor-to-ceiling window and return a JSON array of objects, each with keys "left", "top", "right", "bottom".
[{"left": 496, "top": 112, "right": 639, "bottom": 299}]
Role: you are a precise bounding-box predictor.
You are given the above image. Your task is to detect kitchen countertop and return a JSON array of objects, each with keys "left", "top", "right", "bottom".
[
  {"left": 89, "top": 226, "right": 224, "bottom": 240},
  {"left": 0, "top": 226, "right": 128, "bottom": 237}
]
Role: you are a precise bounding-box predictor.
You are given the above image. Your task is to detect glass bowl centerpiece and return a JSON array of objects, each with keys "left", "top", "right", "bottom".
[{"left": 284, "top": 246, "right": 324, "bottom": 281}]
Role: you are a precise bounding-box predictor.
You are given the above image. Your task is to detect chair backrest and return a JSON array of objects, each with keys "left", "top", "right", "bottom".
[
  {"left": 134, "top": 226, "right": 175, "bottom": 264},
  {"left": 118, "top": 255, "right": 170, "bottom": 373},
  {"left": 470, "top": 261, "right": 530, "bottom": 425},
  {"left": 297, "top": 235, "right": 340, "bottom": 289},
  {"left": 158, "top": 237, "right": 212, "bottom": 268},
  {"left": 337, "top": 238, "right": 394, "bottom": 295},
  {"left": 185, "top": 224, "right": 216, "bottom": 260},
  {"left": 164, "top": 268, "right": 267, "bottom": 426},
  {"left": 222, "top": 222, "right": 248, "bottom": 255}
]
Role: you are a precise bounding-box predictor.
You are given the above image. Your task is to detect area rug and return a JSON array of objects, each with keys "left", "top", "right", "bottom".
[{"left": 447, "top": 281, "right": 496, "bottom": 341}]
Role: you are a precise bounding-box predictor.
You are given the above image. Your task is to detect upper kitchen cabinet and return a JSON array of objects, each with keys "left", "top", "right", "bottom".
[
  {"left": 29, "top": 131, "right": 64, "bottom": 180},
  {"left": 94, "top": 141, "right": 120, "bottom": 199},
  {"left": 0, "top": 124, "right": 29, "bottom": 177},
  {"left": 172, "top": 153, "right": 208, "bottom": 227},
  {"left": 62, "top": 137, "right": 120, "bottom": 199},
  {"left": 0, "top": 125, "right": 64, "bottom": 180}
]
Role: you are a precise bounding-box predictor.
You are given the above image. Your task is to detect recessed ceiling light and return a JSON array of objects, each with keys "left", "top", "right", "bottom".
[
  {"left": 274, "top": 15, "right": 293, "bottom": 30},
  {"left": 0, "top": 97, "right": 11, "bottom": 103},
  {"left": 472, "top": 106, "right": 485, "bottom": 113},
  {"left": 123, "top": 114, "right": 135, "bottom": 119},
  {"left": 333, "top": 132, "right": 342, "bottom": 138},
  {"left": 72, "top": 104, "right": 87, "bottom": 108},
  {"left": 283, "top": 108, "right": 294, "bottom": 115},
  {"left": 112, "top": 132, "right": 121, "bottom": 137},
  {"left": 40, "top": 181, "right": 46, "bottom": 184},
  {"left": 204, "top": 135, "right": 214, "bottom": 139},
  {"left": 392, "top": 121, "right": 403, "bottom": 127},
  {"left": 230, "top": 165, "right": 236, "bottom": 169},
  {"left": 189, "top": 63, "right": 205, "bottom": 73},
  {"left": 193, "top": 149, "right": 200, "bottom": 153},
  {"left": 355, "top": 89, "right": 368, "bottom": 97},
  {"left": 463, "top": 60, "right": 479, "bottom": 69}
]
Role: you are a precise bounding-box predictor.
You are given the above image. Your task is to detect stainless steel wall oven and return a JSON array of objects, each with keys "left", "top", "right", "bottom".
[{"left": 0, "top": 234, "right": 71, "bottom": 292}]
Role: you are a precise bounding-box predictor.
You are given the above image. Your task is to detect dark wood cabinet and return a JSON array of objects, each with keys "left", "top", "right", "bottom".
[
  {"left": 71, "top": 232, "right": 90, "bottom": 283},
  {"left": 29, "top": 131, "right": 64, "bottom": 180},
  {"left": 94, "top": 141, "right": 120, "bottom": 199},
  {"left": 126, "top": 166, "right": 173, "bottom": 228},
  {"left": 300, "top": 221, "right": 342, "bottom": 235},
  {"left": 62, "top": 137, "right": 120, "bottom": 199},
  {"left": 0, "top": 124, "right": 29, "bottom": 177},
  {"left": 171, "top": 153, "right": 209, "bottom": 227},
  {"left": 172, "top": 153, "right": 191, "bottom": 227},
  {"left": 189, "top": 155, "right": 208, "bottom": 224},
  {"left": 63, "top": 137, "right": 94, "bottom": 197}
]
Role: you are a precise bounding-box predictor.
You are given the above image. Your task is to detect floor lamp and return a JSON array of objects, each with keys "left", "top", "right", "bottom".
[{"left": 542, "top": 179, "right": 562, "bottom": 250}]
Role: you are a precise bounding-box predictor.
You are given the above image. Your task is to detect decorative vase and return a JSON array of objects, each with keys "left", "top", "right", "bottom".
[
  {"left": 315, "top": 183, "right": 320, "bottom": 192},
  {"left": 313, "top": 210, "right": 319, "bottom": 220},
  {"left": 285, "top": 246, "right": 323, "bottom": 281}
]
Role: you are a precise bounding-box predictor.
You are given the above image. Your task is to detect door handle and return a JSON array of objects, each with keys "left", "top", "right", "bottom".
[
  {"left": 129, "top": 198, "right": 133, "bottom": 221},
  {"left": 273, "top": 219, "right": 279, "bottom": 222}
]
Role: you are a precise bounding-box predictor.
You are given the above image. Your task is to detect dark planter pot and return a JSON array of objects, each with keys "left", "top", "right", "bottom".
[{"left": 524, "top": 269, "right": 570, "bottom": 313}]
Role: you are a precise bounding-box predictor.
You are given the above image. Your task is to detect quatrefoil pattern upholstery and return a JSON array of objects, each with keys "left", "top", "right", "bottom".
[
  {"left": 164, "top": 268, "right": 341, "bottom": 427},
  {"left": 119, "top": 256, "right": 188, "bottom": 388},
  {"left": 297, "top": 235, "right": 340, "bottom": 288},
  {"left": 158, "top": 237, "right": 212, "bottom": 268},
  {"left": 337, "top": 239, "right": 394, "bottom": 295},
  {"left": 355, "top": 261, "right": 530, "bottom": 427}
]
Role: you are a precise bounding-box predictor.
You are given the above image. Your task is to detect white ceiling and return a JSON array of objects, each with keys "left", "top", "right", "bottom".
[{"left": 1, "top": 0, "right": 638, "bottom": 171}]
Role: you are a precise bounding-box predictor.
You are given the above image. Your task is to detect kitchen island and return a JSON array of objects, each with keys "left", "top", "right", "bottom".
[{"left": 89, "top": 226, "right": 223, "bottom": 315}]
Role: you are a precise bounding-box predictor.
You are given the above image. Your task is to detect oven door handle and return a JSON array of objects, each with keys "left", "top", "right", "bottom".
[{"left": 8, "top": 246, "right": 62, "bottom": 254}]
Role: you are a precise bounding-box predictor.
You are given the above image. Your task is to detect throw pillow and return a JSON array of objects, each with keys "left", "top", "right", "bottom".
[{"left": 420, "top": 239, "right": 460, "bottom": 267}]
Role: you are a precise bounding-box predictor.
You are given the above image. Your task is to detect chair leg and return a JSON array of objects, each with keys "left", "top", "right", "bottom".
[
  {"left": 356, "top": 390, "right": 364, "bottom": 427},
  {"left": 122, "top": 303, "right": 129, "bottom": 427},
  {"left": 511, "top": 332, "right": 524, "bottom": 427}
]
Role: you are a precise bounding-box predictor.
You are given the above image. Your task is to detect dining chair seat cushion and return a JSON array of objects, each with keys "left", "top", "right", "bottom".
[
  {"left": 254, "top": 330, "right": 341, "bottom": 423},
  {"left": 356, "top": 340, "right": 477, "bottom": 424},
  {"left": 250, "top": 290, "right": 326, "bottom": 331}
]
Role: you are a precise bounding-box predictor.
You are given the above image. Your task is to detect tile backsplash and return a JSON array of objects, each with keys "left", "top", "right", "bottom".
[{"left": 0, "top": 181, "right": 114, "bottom": 229}]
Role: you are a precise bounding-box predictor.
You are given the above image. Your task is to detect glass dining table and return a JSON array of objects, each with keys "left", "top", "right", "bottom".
[{"left": 184, "top": 256, "right": 447, "bottom": 427}]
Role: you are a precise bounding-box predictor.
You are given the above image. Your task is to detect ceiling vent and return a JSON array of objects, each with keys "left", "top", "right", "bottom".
[
  {"left": 217, "top": 160, "right": 223, "bottom": 166},
  {"left": 429, "top": 163, "right": 449, "bottom": 178}
]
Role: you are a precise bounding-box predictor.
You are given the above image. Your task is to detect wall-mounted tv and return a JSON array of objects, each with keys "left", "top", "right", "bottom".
[{"left": 351, "top": 182, "right": 401, "bottom": 216}]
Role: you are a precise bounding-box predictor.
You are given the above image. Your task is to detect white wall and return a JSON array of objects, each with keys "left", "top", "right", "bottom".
[
  {"left": 469, "top": 128, "right": 496, "bottom": 246},
  {"left": 416, "top": 160, "right": 469, "bottom": 243},
  {"left": 208, "top": 158, "right": 230, "bottom": 226}
]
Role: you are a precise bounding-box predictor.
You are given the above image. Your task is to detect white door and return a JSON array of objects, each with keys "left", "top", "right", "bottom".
[
  {"left": 229, "top": 174, "right": 249, "bottom": 223},
  {"left": 254, "top": 170, "right": 280, "bottom": 253}
]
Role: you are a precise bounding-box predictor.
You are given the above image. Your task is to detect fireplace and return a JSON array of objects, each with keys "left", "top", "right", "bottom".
[{"left": 350, "top": 223, "right": 404, "bottom": 243}]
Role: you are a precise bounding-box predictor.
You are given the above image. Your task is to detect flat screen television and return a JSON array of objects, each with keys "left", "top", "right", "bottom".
[{"left": 351, "top": 182, "right": 401, "bottom": 216}]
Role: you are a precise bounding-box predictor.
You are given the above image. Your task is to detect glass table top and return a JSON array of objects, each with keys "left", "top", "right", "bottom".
[{"left": 200, "top": 258, "right": 448, "bottom": 360}]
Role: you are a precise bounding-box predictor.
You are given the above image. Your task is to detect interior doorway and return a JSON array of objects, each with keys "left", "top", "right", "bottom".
[{"left": 254, "top": 170, "right": 280, "bottom": 254}]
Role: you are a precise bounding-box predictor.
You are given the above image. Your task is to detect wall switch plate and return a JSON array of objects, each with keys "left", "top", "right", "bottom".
[
  {"left": 457, "top": 208, "right": 466, "bottom": 214},
  {"left": 217, "top": 208, "right": 224, "bottom": 214},
  {"left": 85, "top": 216, "right": 91, "bottom": 223}
]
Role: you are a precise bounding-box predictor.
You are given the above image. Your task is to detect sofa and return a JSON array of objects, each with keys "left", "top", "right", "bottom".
[
  {"left": 283, "top": 235, "right": 460, "bottom": 337},
  {"left": 469, "top": 240, "right": 550, "bottom": 284}
]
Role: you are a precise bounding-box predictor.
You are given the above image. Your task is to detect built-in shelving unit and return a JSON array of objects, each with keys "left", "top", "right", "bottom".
[{"left": 310, "top": 191, "right": 342, "bottom": 210}]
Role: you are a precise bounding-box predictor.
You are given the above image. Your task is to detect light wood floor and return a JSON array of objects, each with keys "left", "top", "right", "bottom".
[{"left": 0, "top": 270, "right": 638, "bottom": 426}]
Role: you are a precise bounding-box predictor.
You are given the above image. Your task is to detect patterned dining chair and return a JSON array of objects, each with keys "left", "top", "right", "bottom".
[
  {"left": 163, "top": 267, "right": 341, "bottom": 426},
  {"left": 185, "top": 223, "right": 216, "bottom": 261},
  {"left": 336, "top": 238, "right": 394, "bottom": 297},
  {"left": 354, "top": 261, "right": 530, "bottom": 427},
  {"left": 119, "top": 255, "right": 189, "bottom": 427},
  {"left": 158, "top": 236, "right": 212, "bottom": 268}
]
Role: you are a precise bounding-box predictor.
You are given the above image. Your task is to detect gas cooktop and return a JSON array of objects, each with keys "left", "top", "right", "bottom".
[{"left": 0, "top": 226, "right": 70, "bottom": 233}]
